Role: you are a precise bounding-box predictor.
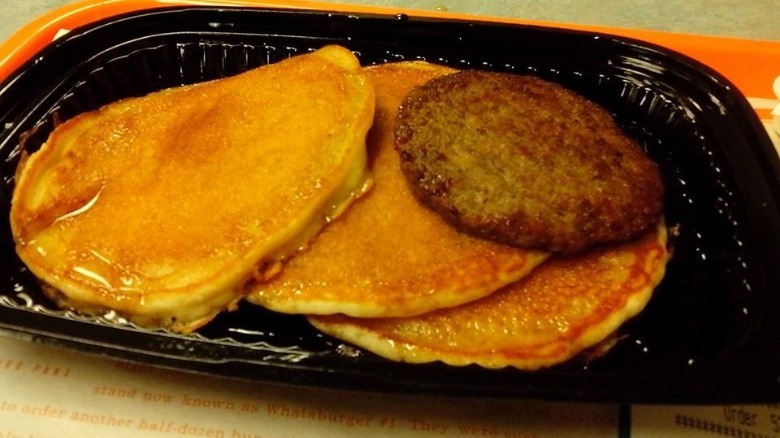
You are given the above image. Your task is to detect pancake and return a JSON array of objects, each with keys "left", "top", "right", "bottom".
[
  {"left": 10, "top": 45, "right": 374, "bottom": 333},
  {"left": 395, "top": 71, "right": 664, "bottom": 253},
  {"left": 246, "top": 62, "right": 549, "bottom": 317},
  {"left": 309, "top": 223, "right": 668, "bottom": 369}
]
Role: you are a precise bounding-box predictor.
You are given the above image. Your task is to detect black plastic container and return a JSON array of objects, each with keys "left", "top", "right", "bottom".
[{"left": 0, "top": 7, "right": 778, "bottom": 403}]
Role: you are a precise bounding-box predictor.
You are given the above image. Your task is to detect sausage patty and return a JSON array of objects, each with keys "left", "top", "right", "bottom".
[{"left": 394, "top": 70, "right": 664, "bottom": 253}]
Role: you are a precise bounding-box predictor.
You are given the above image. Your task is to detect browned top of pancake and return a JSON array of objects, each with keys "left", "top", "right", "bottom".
[
  {"left": 395, "top": 71, "right": 664, "bottom": 253},
  {"left": 309, "top": 223, "right": 668, "bottom": 369},
  {"left": 247, "top": 62, "right": 548, "bottom": 318},
  {"left": 10, "top": 45, "right": 374, "bottom": 332}
]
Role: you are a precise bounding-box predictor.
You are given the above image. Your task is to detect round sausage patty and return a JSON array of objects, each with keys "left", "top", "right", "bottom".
[{"left": 394, "top": 70, "right": 664, "bottom": 253}]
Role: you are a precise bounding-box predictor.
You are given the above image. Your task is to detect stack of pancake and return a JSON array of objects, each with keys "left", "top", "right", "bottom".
[{"left": 10, "top": 45, "right": 669, "bottom": 369}]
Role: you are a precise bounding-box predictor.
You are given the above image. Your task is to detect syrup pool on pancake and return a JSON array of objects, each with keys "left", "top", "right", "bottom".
[{"left": 10, "top": 45, "right": 374, "bottom": 333}]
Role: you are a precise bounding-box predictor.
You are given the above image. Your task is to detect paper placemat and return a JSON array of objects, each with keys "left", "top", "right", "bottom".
[
  {"left": 3, "top": 333, "right": 778, "bottom": 437},
  {"left": 632, "top": 404, "right": 780, "bottom": 438},
  {"left": 0, "top": 334, "right": 622, "bottom": 437}
]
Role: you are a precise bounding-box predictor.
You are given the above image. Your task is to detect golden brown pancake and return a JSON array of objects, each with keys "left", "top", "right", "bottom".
[
  {"left": 309, "top": 223, "right": 668, "bottom": 370},
  {"left": 10, "top": 45, "right": 374, "bottom": 333},
  {"left": 246, "top": 62, "right": 549, "bottom": 317}
]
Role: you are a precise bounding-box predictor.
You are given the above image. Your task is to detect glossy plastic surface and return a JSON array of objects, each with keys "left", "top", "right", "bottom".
[{"left": 0, "top": 7, "right": 778, "bottom": 403}]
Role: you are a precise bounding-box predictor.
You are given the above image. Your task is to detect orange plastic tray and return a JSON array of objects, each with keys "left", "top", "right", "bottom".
[{"left": 1, "top": 0, "right": 778, "bottom": 120}]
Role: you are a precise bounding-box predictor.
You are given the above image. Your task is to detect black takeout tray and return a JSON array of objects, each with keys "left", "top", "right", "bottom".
[{"left": 0, "top": 7, "right": 778, "bottom": 404}]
